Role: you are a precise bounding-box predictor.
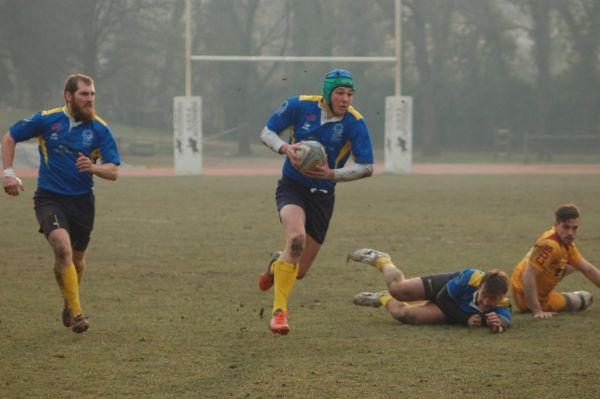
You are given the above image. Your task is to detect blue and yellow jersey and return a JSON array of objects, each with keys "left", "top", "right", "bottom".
[
  {"left": 446, "top": 268, "right": 512, "bottom": 325},
  {"left": 9, "top": 107, "right": 120, "bottom": 196},
  {"left": 267, "top": 95, "right": 374, "bottom": 191},
  {"left": 511, "top": 227, "right": 583, "bottom": 297}
]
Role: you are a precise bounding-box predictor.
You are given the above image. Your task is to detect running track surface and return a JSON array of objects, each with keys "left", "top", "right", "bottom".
[{"left": 15, "top": 162, "right": 600, "bottom": 177}]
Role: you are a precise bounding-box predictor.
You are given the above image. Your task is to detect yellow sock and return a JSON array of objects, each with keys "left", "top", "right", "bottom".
[
  {"left": 379, "top": 294, "right": 393, "bottom": 307},
  {"left": 272, "top": 260, "right": 299, "bottom": 315},
  {"left": 74, "top": 261, "right": 85, "bottom": 283},
  {"left": 54, "top": 264, "right": 82, "bottom": 316},
  {"left": 375, "top": 257, "right": 392, "bottom": 271}
]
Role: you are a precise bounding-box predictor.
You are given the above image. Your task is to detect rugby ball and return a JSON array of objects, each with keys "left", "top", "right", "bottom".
[{"left": 294, "top": 141, "right": 326, "bottom": 172}]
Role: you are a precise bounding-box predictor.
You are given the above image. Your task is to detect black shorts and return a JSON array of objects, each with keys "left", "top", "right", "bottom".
[
  {"left": 33, "top": 189, "right": 95, "bottom": 251},
  {"left": 422, "top": 272, "right": 471, "bottom": 325},
  {"left": 275, "top": 176, "right": 335, "bottom": 244}
]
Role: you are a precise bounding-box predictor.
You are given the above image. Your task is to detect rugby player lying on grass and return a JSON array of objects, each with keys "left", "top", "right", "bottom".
[{"left": 349, "top": 249, "right": 512, "bottom": 333}]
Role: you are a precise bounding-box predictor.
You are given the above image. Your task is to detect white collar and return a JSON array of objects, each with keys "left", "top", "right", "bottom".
[
  {"left": 63, "top": 106, "right": 82, "bottom": 132},
  {"left": 319, "top": 101, "right": 344, "bottom": 124}
]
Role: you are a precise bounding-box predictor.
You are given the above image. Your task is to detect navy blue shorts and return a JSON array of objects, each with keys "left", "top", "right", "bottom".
[
  {"left": 422, "top": 272, "right": 459, "bottom": 300},
  {"left": 275, "top": 176, "right": 335, "bottom": 244},
  {"left": 33, "top": 189, "right": 95, "bottom": 251},
  {"left": 422, "top": 272, "right": 471, "bottom": 324}
]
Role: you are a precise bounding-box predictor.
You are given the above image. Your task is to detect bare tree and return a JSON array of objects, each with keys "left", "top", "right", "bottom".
[{"left": 555, "top": 0, "right": 600, "bottom": 134}]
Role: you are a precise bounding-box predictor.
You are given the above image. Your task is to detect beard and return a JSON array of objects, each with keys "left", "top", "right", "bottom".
[{"left": 71, "top": 100, "right": 96, "bottom": 123}]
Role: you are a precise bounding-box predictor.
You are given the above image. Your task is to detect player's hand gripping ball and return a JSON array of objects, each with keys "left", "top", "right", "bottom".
[{"left": 294, "top": 140, "right": 326, "bottom": 173}]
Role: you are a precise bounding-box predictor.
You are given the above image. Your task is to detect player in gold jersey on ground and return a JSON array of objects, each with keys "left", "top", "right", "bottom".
[{"left": 511, "top": 204, "right": 600, "bottom": 318}]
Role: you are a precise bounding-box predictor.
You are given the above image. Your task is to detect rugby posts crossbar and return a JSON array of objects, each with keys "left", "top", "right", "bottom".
[{"left": 190, "top": 55, "right": 396, "bottom": 62}]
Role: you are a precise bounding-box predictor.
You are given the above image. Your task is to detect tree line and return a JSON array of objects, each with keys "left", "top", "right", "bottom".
[{"left": 1, "top": 0, "right": 598, "bottom": 156}]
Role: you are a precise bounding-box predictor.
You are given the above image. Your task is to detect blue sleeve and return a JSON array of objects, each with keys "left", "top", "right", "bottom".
[
  {"left": 491, "top": 306, "right": 512, "bottom": 324},
  {"left": 97, "top": 126, "right": 121, "bottom": 165},
  {"left": 266, "top": 97, "right": 299, "bottom": 135},
  {"left": 349, "top": 118, "right": 374, "bottom": 164},
  {"left": 446, "top": 269, "right": 473, "bottom": 299},
  {"left": 9, "top": 112, "right": 43, "bottom": 142}
]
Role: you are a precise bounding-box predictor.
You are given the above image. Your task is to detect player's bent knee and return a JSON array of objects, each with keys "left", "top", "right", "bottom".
[
  {"left": 388, "top": 284, "right": 411, "bottom": 301},
  {"left": 393, "top": 308, "right": 419, "bottom": 325},
  {"left": 397, "top": 313, "right": 419, "bottom": 325},
  {"left": 52, "top": 243, "right": 73, "bottom": 263},
  {"left": 563, "top": 291, "right": 593, "bottom": 312}
]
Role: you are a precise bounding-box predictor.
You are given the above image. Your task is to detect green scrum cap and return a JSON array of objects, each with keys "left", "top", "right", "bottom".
[{"left": 322, "top": 68, "right": 355, "bottom": 108}]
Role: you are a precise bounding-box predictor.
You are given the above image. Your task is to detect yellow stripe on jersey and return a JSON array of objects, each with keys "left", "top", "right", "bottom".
[
  {"left": 298, "top": 95, "right": 322, "bottom": 102},
  {"left": 95, "top": 115, "right": 109, "bottom": 126},
  {"left": 91, "top": 149, "right": 101, "bottom": 163},
  {"left": 468, "top": 270, "right": 485, "bottom": 288},
  {"left": 38, "top": 136, "right": 49, "bottom": 166},
  {"left": 347, "top": 105, "right": 364, "bottom": 120},
  {"left": 498, "top": 297, "right": 511, "bottom": 308},
  {"left": 41, "top": 107, "right": 64, "bottom": 116},
  {"left": 297, "top": 95, "right": 363, "bottom": 121},
  {"left": 335, "top": 142, "right": 351, "bottom": 167}
]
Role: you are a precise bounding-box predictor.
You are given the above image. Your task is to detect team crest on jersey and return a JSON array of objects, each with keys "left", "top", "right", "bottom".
[
  {"left": 275, "top": 100, "right": 288, "bottom": 116},
  {"left": 331, "top": 123, "right": 344, "bottom": 144},
  {"left": 82, "top": 130, "right": 94, "bottom": 148}
]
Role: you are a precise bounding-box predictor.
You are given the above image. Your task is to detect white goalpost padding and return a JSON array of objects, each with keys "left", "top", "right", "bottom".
[
  {"left": 384, "top": 96, "right": 413, "bottom": 174},
  {"left": 173, "top": 96, "right": 202, "bottom": 175}
]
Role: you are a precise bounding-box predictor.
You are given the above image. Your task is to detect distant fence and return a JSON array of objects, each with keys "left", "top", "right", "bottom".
[{"left": 522, "top": 132, "right": 600, "bottom": 163}]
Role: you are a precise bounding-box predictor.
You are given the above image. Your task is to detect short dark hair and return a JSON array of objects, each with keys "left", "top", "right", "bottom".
[
  {"left": 64, "top": 73, "right": 94, "bottom": 95},
  {"left": 555, "top": 204, "right": 580, "bottom": 223},
  {"left": 480, "top": 269, "right": 509, "bottom": 297}
]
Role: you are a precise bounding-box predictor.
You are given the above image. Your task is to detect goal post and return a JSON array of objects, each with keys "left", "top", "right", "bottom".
[
  {"left": 173, "top": 96, "right": 202, "bottom": 175},
  {"left": 384, "top": 96, "right": 413, "bottom": 173},
  {"left": 181, "top": 0, "right": 410, "bottom": 174}
]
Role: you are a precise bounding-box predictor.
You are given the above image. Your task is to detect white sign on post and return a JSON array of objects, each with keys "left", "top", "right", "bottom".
[
  {"left": 173, "top": 96, "right": 202, "bottom": 175},
  {"left": 384, "top": 96, "right": 413, "bottom": 174}
]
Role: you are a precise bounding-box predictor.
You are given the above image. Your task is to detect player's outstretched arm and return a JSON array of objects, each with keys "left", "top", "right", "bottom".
[
  {"left": 577, "top": 258, "right": 600, "bottom": 288},
  {"left": 333, "top": 163, "right": 373, "bottom": 182},
  {"left": 522, "top": 265, "right": 557, "bottom": 319}
]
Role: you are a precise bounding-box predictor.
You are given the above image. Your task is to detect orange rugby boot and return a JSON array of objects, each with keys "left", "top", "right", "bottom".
[
  {"left": 269, "top": 310, "right": 289, "bottom": 335},
  {"left": 258, "top": 251, "right": 282, "bottom": 291}
]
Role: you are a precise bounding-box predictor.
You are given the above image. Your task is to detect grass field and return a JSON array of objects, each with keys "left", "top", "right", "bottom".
[{"left": 1, "top": 174, "right": 600, "bottom": 398}]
